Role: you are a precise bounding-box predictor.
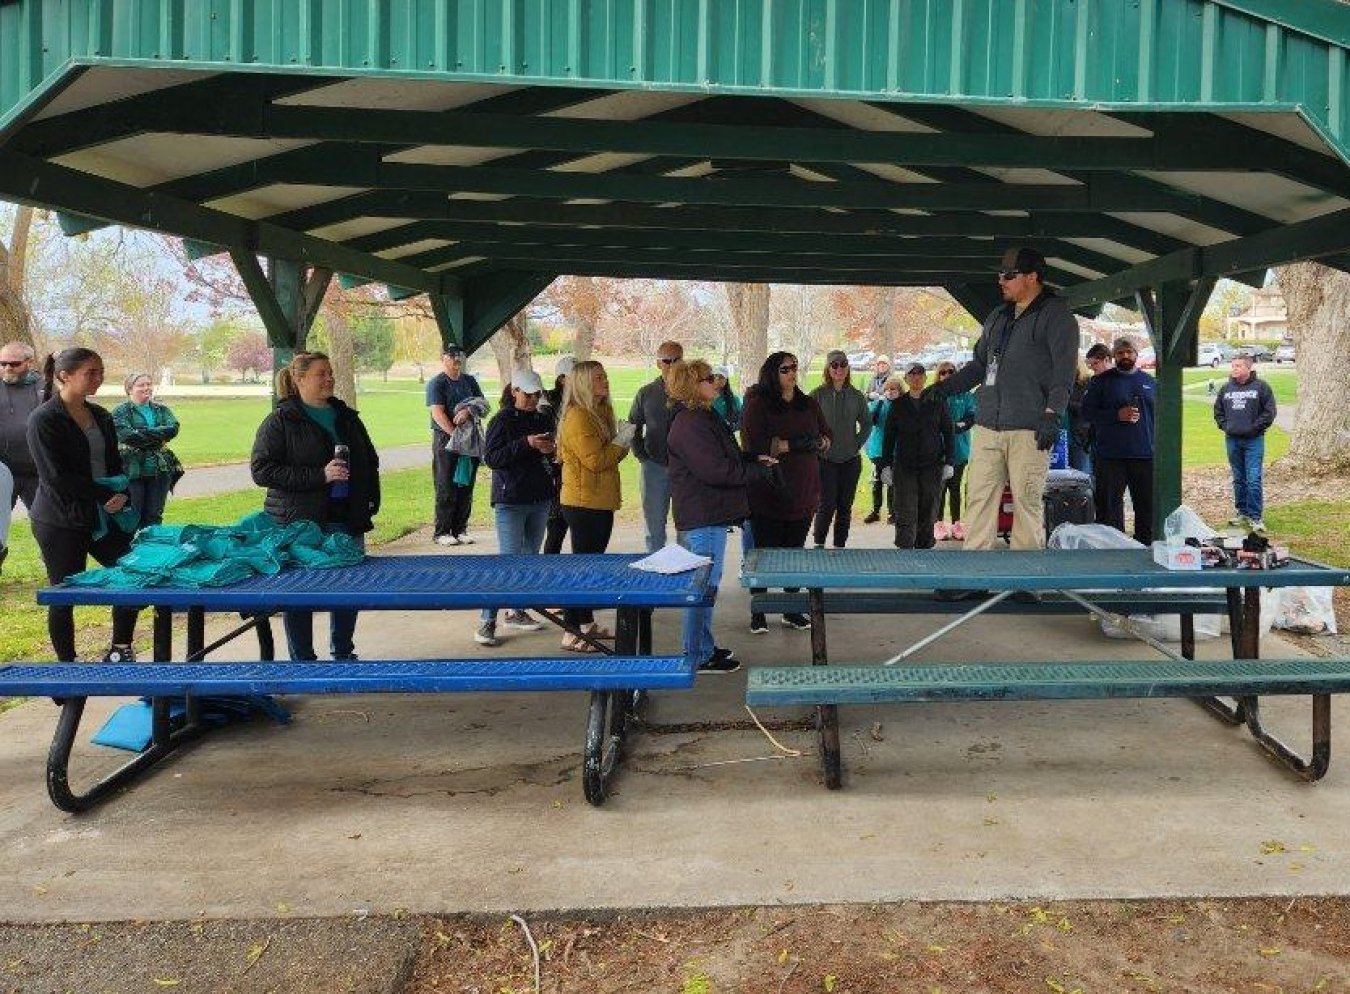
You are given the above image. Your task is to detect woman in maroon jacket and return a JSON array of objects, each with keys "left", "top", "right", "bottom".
[
  {"left": 668, "top": 358, "right": 776, "bottom": 673},
  {"left": 740, "top": 351, "right": 832, "bottom": 634}
]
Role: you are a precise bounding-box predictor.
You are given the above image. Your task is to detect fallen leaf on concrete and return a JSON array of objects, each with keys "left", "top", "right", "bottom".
[{"left": 1260, "top": 840, "right": 1287, "bottom": 855}]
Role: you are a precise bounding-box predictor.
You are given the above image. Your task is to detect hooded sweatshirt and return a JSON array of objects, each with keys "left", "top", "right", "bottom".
[{"left": 1214, "top": 373, "right": 1277, "bottom": 439}]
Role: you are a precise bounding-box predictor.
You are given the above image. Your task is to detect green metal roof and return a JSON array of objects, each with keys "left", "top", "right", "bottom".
[{"left": 4, "top": 0, "right": 1350, "bottom": 348}]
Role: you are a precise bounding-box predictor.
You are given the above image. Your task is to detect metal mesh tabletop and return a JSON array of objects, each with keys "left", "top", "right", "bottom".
[
  {"left": 38, "top": 554, "right": 715, "bottom": 610},
  {"left": 741, "top": 548, "right": 1350, "bottom": 592}
]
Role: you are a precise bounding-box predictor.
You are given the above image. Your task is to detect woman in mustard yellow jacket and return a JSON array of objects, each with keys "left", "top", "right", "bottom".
[{"left": 556, "top": 360, "right": 633, "bottom": 650}]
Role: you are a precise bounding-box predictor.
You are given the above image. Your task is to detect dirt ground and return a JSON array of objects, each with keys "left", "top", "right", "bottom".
[{"left": 414, "top": 898, "right": 1350, "bottom": 993}]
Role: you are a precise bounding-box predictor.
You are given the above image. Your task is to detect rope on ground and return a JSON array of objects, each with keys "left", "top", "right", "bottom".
[
  {"left": 510, "top": 914, "right": 541, "bottom": 994},
  {"left": 744, "top": 704, "right": 804, "bottom": 757}
]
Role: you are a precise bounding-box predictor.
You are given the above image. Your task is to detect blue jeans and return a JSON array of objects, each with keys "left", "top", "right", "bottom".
[
  {"left": 283, "top": 524, "right": 366, "bottom": 660},
  {"left": 129, "top": 474, "right": 172, "bottom": 528},
  {"left": 1226, "top": 434, "right": 1266, "bottom": 521},
  {"left": 638, "top": 460, "right": 671, "bottom": 553},
  {"left": 677, "top": 525, "right": 728, "bottom": 663},
  {"left": 481, "top": 500, "right": 550, "bottom": 623}
]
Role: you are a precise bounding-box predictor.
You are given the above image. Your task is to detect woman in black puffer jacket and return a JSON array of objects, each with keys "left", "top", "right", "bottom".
[{"left": 250, "top": 351, "right": 380, "bottom": 661}]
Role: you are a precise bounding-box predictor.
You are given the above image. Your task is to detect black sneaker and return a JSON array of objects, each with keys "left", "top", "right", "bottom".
[
  {"left": 750, "top": 613, "right": 768, "bottom": 634},
  {"left": 698, "top": 647, "right": 741, "bottom": 674},
  {"left": 863, "top": 512, "right": 880, "bottom": 524},
  {"left": 0, "top": 543, "right": 7, "bottom": 573},
  {"left": 102, "top": 645, "right": 136, "bottom": 664},
  {"left": 781, "top": 613, "right": 812, "bottom": 630}
]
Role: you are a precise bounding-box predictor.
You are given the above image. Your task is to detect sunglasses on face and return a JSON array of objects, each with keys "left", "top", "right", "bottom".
[
  {"left": 997, "top": 269, "right": 1026, "bottom": 281},
  {"left": 938, "top": 369, "right": 954, "bottom": 377},
  {"left": 657, "top": 356, "right": 679, "bottom": 365},
  {"left": 0, "top": 360, "right": 26, "bottom": 367},
  {"left": 778, "top": 364, "right": 798, "bottom": 374},
  {"left": 698, "top": 374, "right": 717, "bottom": 384},
  {"left": 828, "top": 361, "right": 848, "bottom": 369}
]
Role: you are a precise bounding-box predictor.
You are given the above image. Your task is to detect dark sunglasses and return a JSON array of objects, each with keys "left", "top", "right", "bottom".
[
  {"left": 937, "top": 369, "right": 955, "bottom": 376},
  {"left": 778, "top": 363, "right": 798, "bottom": 374},
  {"left": 996, "top": 269, "right": 1026, "bottom": 281},
  {"left": 698, "top": 374, "right": 717, "bottom": 384},
  {"left": 828, "top": 360, "right": 849, "bottom": 369},
  {"left": 0, "top": 360, "right": 27, "bottom": 367},
  {"left": 657, "top": 356, "right": 679, "bottom": 365}
]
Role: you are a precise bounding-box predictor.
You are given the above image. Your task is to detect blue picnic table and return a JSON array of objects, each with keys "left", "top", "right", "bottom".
[{"left": 11, "top": 554, "right": 713, "bottom": 811}]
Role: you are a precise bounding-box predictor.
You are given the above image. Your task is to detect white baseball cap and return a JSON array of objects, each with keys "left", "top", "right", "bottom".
[{"left": 511, "top": 369, "right": 544, "bottom": 393}]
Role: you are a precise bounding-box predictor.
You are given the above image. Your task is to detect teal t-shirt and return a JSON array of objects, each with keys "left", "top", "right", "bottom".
[
  {"left": 133, "top": 403, "right": 157, "bottom": 427},
  {"left": 302, "top": 403, "right": 340, "bottom": 442}
]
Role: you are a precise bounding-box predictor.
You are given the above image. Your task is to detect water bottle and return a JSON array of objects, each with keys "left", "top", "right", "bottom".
[{"left": 330, "top": 444, "right": 350, "bottom": 500}]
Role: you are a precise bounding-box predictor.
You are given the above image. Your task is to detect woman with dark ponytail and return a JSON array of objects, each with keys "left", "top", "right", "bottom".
[{"left": 26, "top": 348, "right": 142, "bottom": 662}]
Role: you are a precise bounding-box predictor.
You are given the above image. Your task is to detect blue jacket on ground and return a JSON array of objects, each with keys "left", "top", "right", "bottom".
[{"left": 1081, "top": 367, "right": 1156, "bottom": 460}]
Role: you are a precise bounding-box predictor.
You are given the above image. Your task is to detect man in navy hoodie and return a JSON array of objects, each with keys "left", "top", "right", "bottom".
[
  {"left": 1213, "top": 354, "right": 1277, "bottom": 532},
  {"left": 1081, "top": 336, "right": 1157, "bottom": 543}
]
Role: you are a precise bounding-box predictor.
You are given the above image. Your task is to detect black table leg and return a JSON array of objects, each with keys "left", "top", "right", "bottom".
[
  {"left": 582, "top": 607, "right": 641, "bottom": 806},
  {"left": 809, "top": 588, "right": 842, "bottom": 790},
  {"left": 1194, "top": 589, "right": 1249, "bottom": 726}
]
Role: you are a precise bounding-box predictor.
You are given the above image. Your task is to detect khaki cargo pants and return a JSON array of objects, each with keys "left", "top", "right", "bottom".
[{"left": 963, "top": 425, "right": 1050, "bottom": 551}]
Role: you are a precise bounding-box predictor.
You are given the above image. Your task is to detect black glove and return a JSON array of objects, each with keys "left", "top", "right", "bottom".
[
  {"left": 762, "top": 464, "right": 787, "bottom": 490},
  {"left": 1034, "top": 411, "right": 1060, "bottom": 451},
  {"left": 787, "top": 434, "right": 820, "bottom": 454},
  {"left": 954, "top": 416, "right": 974, "bottom": 434}
]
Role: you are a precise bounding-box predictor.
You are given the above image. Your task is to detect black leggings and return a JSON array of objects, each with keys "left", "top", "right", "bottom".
[
  {"left": 748, "top": 514, "right": 812, "bottom": 614},
  {"left": 31, "top": 520, "right": 140, "bottom": 662},
  {"left": 561, "top": 505, "right": 614, "bottom": 627},
  {"left": 813, "top": 456, "right": 862, "bottom": 548},
  {"left": 940, "top": 462, "right": 967, "bottom": 522}
]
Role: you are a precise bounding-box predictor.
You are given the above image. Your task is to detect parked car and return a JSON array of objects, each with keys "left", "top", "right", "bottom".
[
  {"left": 847, "top": 350, "right": 875, "bottom": 371},
  {"left": 1196, "top": 342, "right": 1234, "bottom": 368},
  {"left": 1274, "top": 343, "right": 1296, "bottom": 363},
  {"left": 1236, "top": 344, "right": 1274, "bottom": 362}
]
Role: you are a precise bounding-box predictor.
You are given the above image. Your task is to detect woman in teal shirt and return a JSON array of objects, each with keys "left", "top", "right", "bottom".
[
  {"left": 934, "top": 361, "right": 976, "bottom": 541},
  {"left": 112, "top": 372, "right": 182, "bottom": 527}
]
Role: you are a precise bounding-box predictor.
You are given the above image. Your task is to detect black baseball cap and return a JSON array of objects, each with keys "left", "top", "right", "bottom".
[
  {"left": 999, "top": 246, "right": 1047, "bottom": 277},
  {"left": 441, "top": 345, "right": 465, "bottom": 358}
]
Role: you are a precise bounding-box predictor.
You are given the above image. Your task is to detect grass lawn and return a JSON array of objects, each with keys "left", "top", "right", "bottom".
[{"left": 1183, "top": 368, "right": 1297, "bottom": 406}]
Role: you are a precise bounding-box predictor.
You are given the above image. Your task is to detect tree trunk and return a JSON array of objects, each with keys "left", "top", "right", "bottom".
[
  {"left": 873, "top": 286, "right": 898, "bottom": 358},
  {"left": 1274, "top": 263, "right": 1350, "bottom": 472},
  {"left": 325, "top": 306, "right": 358, "bottom": 406},
  {"left": 487, "top": 311, "right": 532, "bottom": 385},
  {"left": 0, "top": 206, "right": 35, "bottom": 345},
  {"left": 726, "top": 282, "right": 770, "bottom": 375}
]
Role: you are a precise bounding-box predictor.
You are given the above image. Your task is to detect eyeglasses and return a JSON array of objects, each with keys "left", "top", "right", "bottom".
[
  {"left": 0, "top": 360, "right": 26, "bottom": 367},
  {"left": 778, "top": 364, "right": 798, "bottom": 374},
  {"left": 828, "top": 360, "right": 848, "bottom": 369},
  {"left": 698, "top": 374, "right": 717, "bottom": 384},
  {"left": 996, "top": 269, "right": 1025, "bottom": 281},
  {"left": 657, "top": 356, "right": 680, "bottom": 365}
]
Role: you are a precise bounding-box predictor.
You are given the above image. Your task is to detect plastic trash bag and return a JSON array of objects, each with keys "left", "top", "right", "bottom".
[
  {"left": 1048, "top": 523, "right": 1222, "bottom": 642},
  {"left": 1163, "top": 504, "right": 1219, "bottom": 542},
  {"left": 1273, "top": 587, "right": 1338, "bottom": 635}
]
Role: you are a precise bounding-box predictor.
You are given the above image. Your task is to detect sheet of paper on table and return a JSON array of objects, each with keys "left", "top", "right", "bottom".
[{"left": 630, "top": 543, "right": 713, "bottom": 574}]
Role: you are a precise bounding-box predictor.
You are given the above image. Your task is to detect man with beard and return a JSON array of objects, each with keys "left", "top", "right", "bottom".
[{"left": 1081, "top": 336, "right": 1157, "bottom": 543}]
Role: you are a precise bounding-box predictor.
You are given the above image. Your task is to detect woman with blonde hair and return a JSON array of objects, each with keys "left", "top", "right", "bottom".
[
  {"left": 555, "top": 359, "right": 633, "bottom": 651},
  {"left": 251, "top": 351, "right": 380, "bottom": 661},
  {"left": 667, "top": 359, "right": 776, "bottom": 673},
  {"left": 112, "top": 371, "right": 182, "bottom": 528}
]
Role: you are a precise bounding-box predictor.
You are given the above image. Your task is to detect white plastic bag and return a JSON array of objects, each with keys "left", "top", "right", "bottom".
[
  {"left": 1049, "top": 521, "right": 1221, "bottom": 643},
  {"left": 1163, "top": 504, "right": 1219, "bottom": 542},
  {"left": 1273, "top": 587, "right": 1338, "bottom": 635}
]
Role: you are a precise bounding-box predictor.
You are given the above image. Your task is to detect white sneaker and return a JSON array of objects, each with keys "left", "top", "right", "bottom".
[
  {"left": 456, "top": 532, "right": 475, "bottom": 545},
  {"left": 503, "top": 610, "right": 544, "bottom": 631},
  {"left": 474, "top": 621, "right": 499, "bottom": 646},
  {"left": 435, "top": 534, "right": 460, "bottom": 547}
]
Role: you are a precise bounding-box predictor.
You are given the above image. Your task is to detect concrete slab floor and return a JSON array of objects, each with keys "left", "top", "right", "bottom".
[{"left": 2, "top": 522, "right": 1346, "bottom": 923}]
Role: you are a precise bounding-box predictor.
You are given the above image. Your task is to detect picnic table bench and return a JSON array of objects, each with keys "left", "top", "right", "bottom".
[
  {"left": 741, "top": 547, "right": 1350, "bottom": 788},
  {"left": 8, "top": 554, "right": 713, "bottom": 812}
]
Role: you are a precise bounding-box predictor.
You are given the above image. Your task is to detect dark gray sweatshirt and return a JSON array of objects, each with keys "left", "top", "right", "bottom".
[{"left": 942, "top": 290, "right": 1079, "bottom": 431}]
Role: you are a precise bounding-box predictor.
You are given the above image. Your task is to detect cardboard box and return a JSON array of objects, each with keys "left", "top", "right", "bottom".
[{"left": 1152, "top": 542, "right": 1203, "bottom": 571}]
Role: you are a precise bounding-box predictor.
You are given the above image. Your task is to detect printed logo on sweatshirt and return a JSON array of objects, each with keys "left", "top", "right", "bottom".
[{"left": 1225, "top": 388, "right": 1260, "bottom": 410}]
